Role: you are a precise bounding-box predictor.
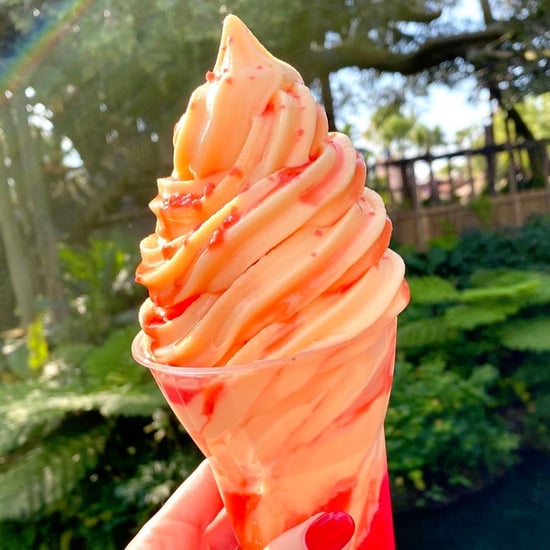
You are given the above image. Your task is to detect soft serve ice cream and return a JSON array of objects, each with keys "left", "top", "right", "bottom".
[
  {"left": 136, "top": 15, "right": 408, "bottom": 367},
  {"left": 134, "top": 14, "right": 408, "bottom": 550}
]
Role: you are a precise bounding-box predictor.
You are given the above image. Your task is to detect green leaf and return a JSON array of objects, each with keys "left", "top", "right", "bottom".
[
  {"left": 0, "top": 426, "right": 108, "bottom": 520},
  {"left": 397, "top": 317, "right": 459, "bottom": 348},
  {"left": 90, "top": 387, "right": 166, "bottom": 418},
  {"left": 407, "top": 276, "right": 460, "bottom": 304},
  {"left": 469, "top": 269, "right": 550, "bottom": 306},
  {"left": 444, "top": 302, "right": 520, "bottom": 329},
  {"left": 83, "top": 326, "right": 144, "bottom": 389},
  {"left": 460, "top": 279, "right": 540, "bottom": 303},
  {"left": 498, "top": 318, "right": 550, "bottom": 352},
  {"left": 26, "top": 316, "right": 49, "bottom": 370},
  {"left": 0, "top": 383, "right": 164, "bottom": 456}
]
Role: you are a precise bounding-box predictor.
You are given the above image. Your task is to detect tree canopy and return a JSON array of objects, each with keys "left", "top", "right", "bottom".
[{"left": 0, "top": 0, "right": 548, "bottom": 328}]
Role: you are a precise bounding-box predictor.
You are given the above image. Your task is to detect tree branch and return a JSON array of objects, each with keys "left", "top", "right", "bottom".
[{"left": 302, "top": 23, "right": 509, "bottom": 77}]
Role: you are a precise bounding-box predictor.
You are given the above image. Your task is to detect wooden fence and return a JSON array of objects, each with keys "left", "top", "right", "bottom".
[{"left": 366, "top": 139, "right": 550, "bottom": 248}]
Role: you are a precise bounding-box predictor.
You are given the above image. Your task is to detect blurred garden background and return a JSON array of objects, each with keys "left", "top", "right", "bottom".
[{"left": 0, "top": 1, "right": 549, "bottom": 548}]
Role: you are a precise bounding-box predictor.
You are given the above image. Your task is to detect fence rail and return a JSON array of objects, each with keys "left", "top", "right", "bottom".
[{"left": 366, "top": 139, "right": 550, "bottom": 248}]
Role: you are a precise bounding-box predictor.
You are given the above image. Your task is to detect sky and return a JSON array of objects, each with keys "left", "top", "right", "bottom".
[
  {"left": 347, "top": 0, "right": 494, "bottom": 150},
  {"left": 415, "top": 0, "right": 492, "bottom": 140},
  {"left": 16, "top": 0, "right": 495, "bottom": 164},
  {"left": 415, "top": 81, "right": 492, "bottom": 141}
]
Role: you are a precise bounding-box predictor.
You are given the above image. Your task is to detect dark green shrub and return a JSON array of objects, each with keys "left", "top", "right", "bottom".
[
  {"left": 386, "top": 265, "right": 550, "bottom": 508},
  {"left": 2, "top": 220, "right": 549, "bottom": 546},
  {"left": 399, "top": 214, "right": 550, "bottom": 285},
  {"left": 0, "top": 326, "right": 201, "bottom": 549}
]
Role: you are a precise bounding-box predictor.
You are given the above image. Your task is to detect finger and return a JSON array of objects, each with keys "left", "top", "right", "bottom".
[
  {"left": 159, "top": 459, "right": 224, "bottom": 527},
  {"left": 205, "top": 507, "right": 239, "bottom": 550},
  {"left": 126, "top": 459, "right": 224, "bottom": 550},
  {"left": 264, "top": 511, "right": 355, "bottom": 550}
]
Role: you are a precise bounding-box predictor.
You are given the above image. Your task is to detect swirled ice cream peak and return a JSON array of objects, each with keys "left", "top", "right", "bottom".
[{"left": 136, "top": 15, "right": 409, "bottom": 367}]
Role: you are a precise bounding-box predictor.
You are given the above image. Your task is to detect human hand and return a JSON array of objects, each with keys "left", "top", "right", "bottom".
[{"left": 126, "top": 459, "right": 355, "bottom": 550}]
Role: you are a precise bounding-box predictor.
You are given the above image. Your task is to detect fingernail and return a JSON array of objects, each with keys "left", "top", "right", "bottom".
[{"left": 305, "top": 511, "right": 355, "bottom": 550}]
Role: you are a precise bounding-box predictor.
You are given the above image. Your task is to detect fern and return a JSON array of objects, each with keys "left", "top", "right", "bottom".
[
  {"left": 88, "top": 387, "right": 166, "bottom": 417},
  {"left": 82, "top": 325, "right": 146, "bottom": 389},
  {"left": 404, "top": 270, "right": 550, "bottom": 335},
  {"left": 0, "top": 381, "right": 64, "bottom": 456},
  {"left": 498, "top": 317, "right": 550, "bottom": 352},
  {"left": 407, "top": 276, "right": 460, "bottom": 304},
  {"left": 470, "top": 269, "right": 550, "bottom": 298},
  {"left": 444, "top": 302, "right": 520, "bottom": 330},
  {"left": 115, "top": 452, "right": 200, "bottom": 508},
  {"left": 0, "top": 426, "right": 109, "bottom": 520},
  {"left": 1, "top": 383, "right": 164, "bottom": 456},
  {"left": 460, "top": 278, "right": 540, "bottom": 303},
  {"left": 397, "top": 317, "right": 459, "bottom": 348}
]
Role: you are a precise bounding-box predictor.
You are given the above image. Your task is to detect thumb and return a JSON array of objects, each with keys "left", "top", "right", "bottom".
[{"left": 264, "top": 511, "right": 355, "bottom": 550}]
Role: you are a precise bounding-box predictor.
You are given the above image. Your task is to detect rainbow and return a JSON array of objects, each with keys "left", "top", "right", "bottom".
[{"left": 1, "top": 0, "right": 97, "bottom": 101}]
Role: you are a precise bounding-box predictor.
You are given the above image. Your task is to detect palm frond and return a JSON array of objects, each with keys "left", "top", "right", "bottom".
[{"left": 0, "top": 426, "right": 109, "bottom": 521}]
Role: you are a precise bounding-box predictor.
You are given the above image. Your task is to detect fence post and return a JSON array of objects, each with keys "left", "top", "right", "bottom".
[
  {"left": 506, "top": 144, "right": 522, "bottom": 226},
  {"left": 484, "top": 125, "right": 496, "bottom": 194},
  {"left": 401, "top": 159, "right": 427, "bottom": 249}
]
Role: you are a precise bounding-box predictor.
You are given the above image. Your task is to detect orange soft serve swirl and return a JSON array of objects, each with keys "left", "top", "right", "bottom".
[{"left": 136, "top": 15, "right": 408, "bottom": 367}]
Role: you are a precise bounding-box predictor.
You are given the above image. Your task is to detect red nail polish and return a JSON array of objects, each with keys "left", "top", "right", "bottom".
[{"left": 305, "top": 511, "right": 355, "bottom": 550}]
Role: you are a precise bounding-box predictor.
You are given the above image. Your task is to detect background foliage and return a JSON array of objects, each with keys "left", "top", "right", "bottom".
[
  {"left": 0, "top": 217, "right": 549, "bottom": 547},
  {"left": 390, "top": 221, "right": 550, "bottom": 506},
  {"left": 0, "top": 0, "right": 548, "bottom": 331}
]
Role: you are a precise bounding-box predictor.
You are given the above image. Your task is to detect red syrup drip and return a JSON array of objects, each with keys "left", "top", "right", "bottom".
[
  {"left": 160, "top": 380, "right": 224, "bottom": 417},
  {"left": 203, "top": 181, "right": 216, "bottom": 196},
  {"left": 357, "top": 472, "right": 395, "bottom": 550},
  {"left": 322, "top": 482, "right": 354, "bottom": 512},
  {"left": 274, "top": 162, "right": 311, "bottom": 187},
  {"left": 160, "top": 382, "right": 199, "bottom": 407},
  {"left": 164, "top": 294, "right": 200, "bottom": 320},
  {"left": 142, "top": 294, "right": 200, "bottom": 330},
  {"left": 229, "top": 166, "right": 243, "bottom": 177},
  {"left": 201, "top": 382, "right": 224, "bottom": 415},
  {"left": 164, "top": 192, "right": 202, "bottom": 210},
  {"left": 224, "top": 490, "right": 261, "bottom": 543},
  {"left": 262, "top": 102, "right": 275, "bottom": 115},
  {"left": 209, "top": 208, "right": 241, "bottom": 247}
]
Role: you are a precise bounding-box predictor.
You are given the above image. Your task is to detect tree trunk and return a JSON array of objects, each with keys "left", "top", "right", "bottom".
[
  {"left": 488, "top": 83, "right": 545, "bottom": 183},
  {"left": 479, "top": 0, "right": 494, "bottom": 25},
  {"left": 319, "top": 73, "right": 337, "bottom": 131},
  {"left": 0, "top": 134, "right": 37, "bottom": 329},
  {"left": 8, "top": 92, "right": 68, "bottom": 326}
]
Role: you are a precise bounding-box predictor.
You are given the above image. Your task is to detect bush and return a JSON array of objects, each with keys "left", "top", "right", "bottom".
[
  {"left": 1, "top": 220, "right": 549, "bottom": 545},
  {"left": 386, "top": 264, "right": 550, "bottom": 508},
  {"left": 399, "top": 214, "right": 550, "bottom": 286},
  {"left": 388, "top": 360, "right": 518, "bottom": 508},
  {"left": 0, "top": 325, "right": 202, "bottom": 549}
]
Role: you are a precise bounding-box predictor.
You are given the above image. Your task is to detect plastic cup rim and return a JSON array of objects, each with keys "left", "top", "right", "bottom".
[
  {"left": 131, "top": 325, "right": 394, "bottom": 377},
  {"left": 132, "top": 330, "right": 323, "bottom": 377}
]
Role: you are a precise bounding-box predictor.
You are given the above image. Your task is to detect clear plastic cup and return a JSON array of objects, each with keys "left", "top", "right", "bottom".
[{"left": 132, "top": 317, "right": 398, "bottom": 550}]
